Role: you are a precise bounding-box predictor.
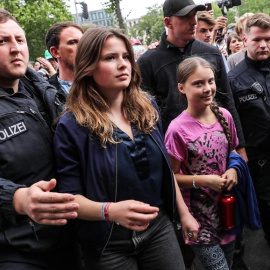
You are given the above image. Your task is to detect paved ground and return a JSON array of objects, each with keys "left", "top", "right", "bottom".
[{"left": 193, "top": 228, "right": 270, "bottom": 270}]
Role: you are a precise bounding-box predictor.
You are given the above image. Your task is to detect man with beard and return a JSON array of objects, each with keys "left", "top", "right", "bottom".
[{"left": 45, "top": 22, "right": 83, "bottom": 94}]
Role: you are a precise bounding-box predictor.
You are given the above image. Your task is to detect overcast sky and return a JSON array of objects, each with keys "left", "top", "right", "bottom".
[{"left": 66, "top": 0, "right": 206, "bottom": 19}]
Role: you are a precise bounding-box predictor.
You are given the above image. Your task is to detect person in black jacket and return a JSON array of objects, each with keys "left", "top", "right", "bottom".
[
  {"left": 228, "top": 13, "right": 270, "bottom": 248},
  {"left": 137, "top": 0, "right": 246, "bottom": 160},
  {"left": 45, "top": 21, "right": 83, "bottom": 94},
  {"left": 0, "top": 9, "right": 80, "bottom": 269}
]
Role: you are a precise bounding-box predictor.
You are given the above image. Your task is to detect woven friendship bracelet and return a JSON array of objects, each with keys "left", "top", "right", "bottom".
[{"left": 101, "top": 202, "right": 107, "bottom": 220}]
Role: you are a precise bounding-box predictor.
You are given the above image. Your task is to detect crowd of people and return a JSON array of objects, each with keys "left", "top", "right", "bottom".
[{"left": 0, "top": 0, "right": 269, "bottom": 269}]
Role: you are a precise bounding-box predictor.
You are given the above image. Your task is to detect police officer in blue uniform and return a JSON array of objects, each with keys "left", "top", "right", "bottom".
[{"left": 228, "top": 13, "right": 270, "bottom": 246}]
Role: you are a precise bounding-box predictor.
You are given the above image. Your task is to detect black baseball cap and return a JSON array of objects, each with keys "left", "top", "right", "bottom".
[{"left": 163, "top": 0, "right": 206, "bottom": 17}]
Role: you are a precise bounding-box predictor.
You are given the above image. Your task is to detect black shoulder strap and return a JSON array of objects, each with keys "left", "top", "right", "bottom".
[{"left": 20, "top": 77, "right": 51, "bottom": 126}]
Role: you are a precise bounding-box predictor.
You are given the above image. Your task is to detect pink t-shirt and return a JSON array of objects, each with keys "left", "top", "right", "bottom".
[{"left": 165, "top": 108, "right": 239, "bottom": 245}]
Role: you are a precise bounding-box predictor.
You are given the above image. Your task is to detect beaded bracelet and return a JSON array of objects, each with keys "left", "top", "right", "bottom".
[{"left": 192, "top": 175, "right": 199, "bottom": 189}]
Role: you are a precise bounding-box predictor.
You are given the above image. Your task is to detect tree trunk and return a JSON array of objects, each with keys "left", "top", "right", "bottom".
[{"left": 115, "top": 0, "right": 126, "bottom": 33}]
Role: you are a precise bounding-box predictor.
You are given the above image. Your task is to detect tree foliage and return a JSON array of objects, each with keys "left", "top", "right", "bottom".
[
  {"left": 234, "top": 0, "right": 270, "bottom": 16},
  {"left": 103, "top": 0, "right": 126, "bottom": 32},
  {"left": 212, "top": 0, "right": 270, "bottom": 24},
  {"left": 212, "top": 2, "right": 237, "bottom": 25},
  {"left": 129, "top": 4, "right": 164, "bottom": 45},
  {"left": 0, "top": 0, "right": 73, "bottom": 61}
]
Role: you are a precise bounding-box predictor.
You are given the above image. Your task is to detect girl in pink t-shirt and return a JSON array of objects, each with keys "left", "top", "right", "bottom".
[{"left": 165, "top": 56, "right": 239, "bottom": 270}]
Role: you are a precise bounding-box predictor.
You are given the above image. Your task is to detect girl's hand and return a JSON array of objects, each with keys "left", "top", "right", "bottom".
[
  {"left": 221, "top": 168, "right": 238, "bottom": 191},
  {"left": 180, "top": 211, "right": 200, "bottom": 244},
  {"left": 108, "top": 200, "right": 159, "bottom": 231},
  {"left": 206, "top": 175, "right": 228, "bottom": 192}
]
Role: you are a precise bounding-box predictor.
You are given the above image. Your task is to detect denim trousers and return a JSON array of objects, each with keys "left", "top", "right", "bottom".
[{"left": 83, "top": 209, "right": 185, "bottom": 270}]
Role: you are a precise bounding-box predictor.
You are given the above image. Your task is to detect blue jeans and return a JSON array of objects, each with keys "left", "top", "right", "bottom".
[
  {"left": 83, "top": 209, "right": 185, "bottom": 270},
  {"left": 191, "top": 241, "right": 235, "bottom": 270}
]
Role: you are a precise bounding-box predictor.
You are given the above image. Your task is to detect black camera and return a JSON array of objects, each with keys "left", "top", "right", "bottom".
[{"left": 218, "top": 0, "right": 241, "bottom": 16}]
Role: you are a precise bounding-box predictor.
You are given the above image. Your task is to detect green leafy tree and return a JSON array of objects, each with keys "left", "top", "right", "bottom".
[
  {"left": 213, "top": 0, "right": 270, "bottom": 24},
  {"left": 129, "top": 4, "right": 164, "bottom": 45},
  {"left": 234, "top": 0, "right": 270, "bottom": 16},
  {"left": 0, "top": 0, "right": 73, "bottom": 61},
  {"left": 212, "top": 1, "right": 237, "bottom": 25}
]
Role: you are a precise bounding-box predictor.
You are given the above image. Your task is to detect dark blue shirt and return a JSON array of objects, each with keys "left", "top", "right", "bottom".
[{"left": 116, "top": 124, "right": 164, "bottom": 207}]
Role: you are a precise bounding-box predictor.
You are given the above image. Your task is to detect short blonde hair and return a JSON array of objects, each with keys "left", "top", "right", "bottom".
[{"left": 235, "top": 12, "right": 254, "bottom": 36}]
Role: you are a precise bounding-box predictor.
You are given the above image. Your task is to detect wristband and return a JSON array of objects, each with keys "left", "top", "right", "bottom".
[
  {"left": 104, "top": 202, "right": 113, "bottom": 222},
  {"left": 192, "top": 175, "right": 199, "bottom": 189},
  {"left": 101, "top": 202, "right": 107, "bottom": 220}
]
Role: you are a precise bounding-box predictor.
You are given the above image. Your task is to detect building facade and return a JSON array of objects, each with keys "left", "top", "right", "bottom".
[{"left": 74, "top": 8, "right": 115, "bottom": 26}]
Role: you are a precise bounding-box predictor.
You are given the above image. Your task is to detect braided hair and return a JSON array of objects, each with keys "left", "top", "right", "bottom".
[{"left": 210, "top": 102, "right": 232, "bottom": 164}]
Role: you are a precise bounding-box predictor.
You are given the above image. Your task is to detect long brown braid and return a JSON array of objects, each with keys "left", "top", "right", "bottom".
[{"left": 210, "top": 102, "right": 231, "bottom": 165}]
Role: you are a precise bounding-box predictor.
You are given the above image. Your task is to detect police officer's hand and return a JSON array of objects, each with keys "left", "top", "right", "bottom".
[{"left": 13, "top": 179, "right": 79, "bottom": 225}]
